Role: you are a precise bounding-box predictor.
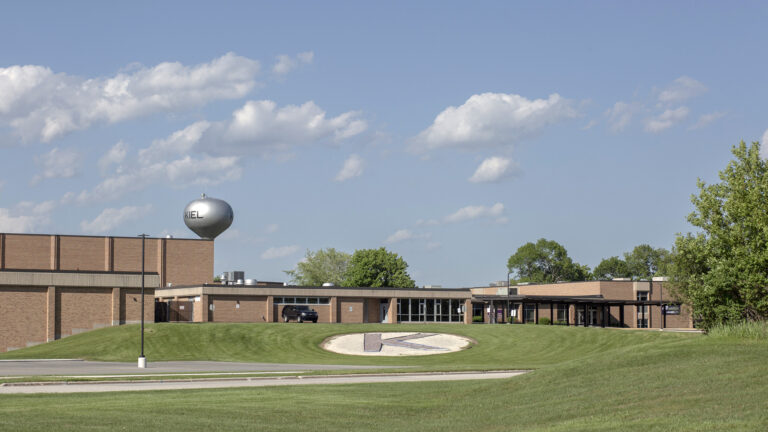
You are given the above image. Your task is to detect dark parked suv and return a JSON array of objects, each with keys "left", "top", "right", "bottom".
[{"left": 281, "top": 305, "right": 318, "bottom": 323}]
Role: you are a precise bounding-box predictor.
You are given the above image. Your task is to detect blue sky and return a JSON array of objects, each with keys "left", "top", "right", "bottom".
[{"left": 1, "top": 1, "right": 766, "bottom": 286}]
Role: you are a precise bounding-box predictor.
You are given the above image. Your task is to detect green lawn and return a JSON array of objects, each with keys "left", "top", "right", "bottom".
[{"left": 1, "top": 323, "right": 766, "bottom": 431}]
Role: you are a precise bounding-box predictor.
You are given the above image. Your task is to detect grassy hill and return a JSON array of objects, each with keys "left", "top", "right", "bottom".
[{"left": 1, "top": 323, "right": 766, "bottom": 431}]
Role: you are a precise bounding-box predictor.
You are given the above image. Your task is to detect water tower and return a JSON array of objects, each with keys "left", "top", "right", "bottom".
[{"left": 183, "top": 194, "right": 234, "bottom": 240}]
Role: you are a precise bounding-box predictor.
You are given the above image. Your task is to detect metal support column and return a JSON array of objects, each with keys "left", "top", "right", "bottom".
[
  {"left": 602, "top": 304, "right": 607, "bottom": 328},
  {"left": 550, "top": 303, "right": 554, "bottom": 324},
  {"left": 619, "top": 304, "right": 624, "bottom": 328},
  {"left": 583, "top": 304, "right": 588, "bottom": 327}
]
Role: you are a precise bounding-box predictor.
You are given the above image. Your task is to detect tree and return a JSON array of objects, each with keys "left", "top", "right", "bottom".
[
  {"left": 669, "top": 141, "right": 768, "bottom": 328},
  {"left": 593, "top": 256, "right": 631, "bottom": 280},
  {"left": 507, "top": 238, "right": 590, "bottom": 283},
  {"left": 342, "top": 247, "right": 416, "bottom": 288},
  {"left": 624, "top": 244, "right": 671, "bottom": 279},
  {"left": 284, "top": 248, "right": 351, "bottom": 286}
]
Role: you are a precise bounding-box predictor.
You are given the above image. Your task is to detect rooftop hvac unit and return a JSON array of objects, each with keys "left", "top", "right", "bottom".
[
  {"left": 322, "top": 282, "right": 335, "bottom": 287},
  {"left": 245, "top": 279, "right": 257, "bottom": 286}
]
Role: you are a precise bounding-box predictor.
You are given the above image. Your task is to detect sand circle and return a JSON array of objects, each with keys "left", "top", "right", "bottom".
[{"left": 322, "top": 332, "right": 473, "bottom": 356}]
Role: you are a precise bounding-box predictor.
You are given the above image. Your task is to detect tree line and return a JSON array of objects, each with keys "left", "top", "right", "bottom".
[{"left": 285, "top": 142, "right": 768, "bottom": 328}]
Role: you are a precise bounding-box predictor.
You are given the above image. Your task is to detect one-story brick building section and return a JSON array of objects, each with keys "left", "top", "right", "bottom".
[
  {"left": 155, "top": 280, "right": 692, "bottom": 329},
  {"left": 0, "top": 233, "right": 213, "bottom": 352}
]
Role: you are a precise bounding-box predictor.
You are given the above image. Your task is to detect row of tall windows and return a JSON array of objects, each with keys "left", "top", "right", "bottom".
[
  {"left": 397, "top": 299, "right": 465, "bottom": 323},
  {"left": 274, "top": 297, "right": 330, "bottom": 305}
]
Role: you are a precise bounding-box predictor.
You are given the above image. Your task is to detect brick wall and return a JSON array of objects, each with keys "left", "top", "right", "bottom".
[
  {"left": 0, "top": 287, "right": 47, "bottom": 351},
  {"left": 113, "top": 237, "right": 160, "bottom": 274},
  {"left": 339, "top": 298, "right": 364, "bottom": 323},
  {"left": 1, "top": 234, "right": 212, "bottom": 286},
  {"left": 366, "top": 299, "right": 381, "bottom": 323},
  {"left": 56, "top": 287, "right": 112, "bottom": 338},
  {"left": 59, "top": 236, "right": 106, "bottom": 271},
  {"left": 210, "top": 296, "right": 268, "bottom": 323},
  {"left": 3, "top": 234, "right": 50, "bottom": 269},
  {"left": 119, "top": 288, "right": 155, "bottom": 324},
  {"left": 165, "top": 239, "right": 213, "bottom": 286}
]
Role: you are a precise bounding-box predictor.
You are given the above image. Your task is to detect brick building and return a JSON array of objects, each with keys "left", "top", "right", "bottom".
[
  {"left": 0, "top": 233, "right": 213, "bottom": 352},
  {"left": 1, "top": 231, "right": 693, "bottom": 353}
]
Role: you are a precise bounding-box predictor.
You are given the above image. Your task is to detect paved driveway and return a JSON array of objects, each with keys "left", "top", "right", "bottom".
[
  {"left": 0, "top": 370, "right": 529, "bottom": 394},
  {"left": 0, "top": 359, "right": 400, "bottom": 377}
]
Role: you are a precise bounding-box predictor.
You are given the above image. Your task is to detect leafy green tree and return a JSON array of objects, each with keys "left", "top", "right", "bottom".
[
  {"left": 593, "top": 256, "right": 631, "bottom": 280},
  {"left": 284, "top": 248, "right": 351, "bottom": 286},
  {"left": 624, "top": 244, "right": 671, "bottom": 279},
  {"left": 342, "top": 247, "right": 416, "bottom": 288},
  {"left": 670, "top": 141, "right": 768, "bottom": 327},
  {"left": 507, "top": 238, "right": 590, "bottom": 283}
]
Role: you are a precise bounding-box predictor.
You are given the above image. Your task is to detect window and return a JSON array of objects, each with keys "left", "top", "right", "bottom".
[
  {"left": 397, "top": 298, "right": 465, "bottom": 323},
  {"left": 637, "top": 291, "right": 649, "bottom": 328},
  {"left": 557, "top": 304, "right": 568, "bottom": 323},
  {"left": 523, "top": 304, "right": 536, "bottom": 323},
  {"left": 275, "top": 297, "right": 330, "bottom": 305}
]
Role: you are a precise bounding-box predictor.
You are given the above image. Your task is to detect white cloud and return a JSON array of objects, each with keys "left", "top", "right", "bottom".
[
  {"left": 135, "top": 99, "right": 365, "bottom": 161},
  {"left": 445, "top": 203, "right": 504, "bottom": 223},
  {"left": 468, "top": 156, "right": 516, "bottom": 183},
  {"left": 689, "top": 111, "right": 725, "bottom": 130},
  {"left": 385, "top": 229, "right": 415, "bottom": 243},
  {"left": 335, "top": 154, "right": 364, "bottom": 182},
  {"left": 605, "top": 101, "right": 640, "bottom": 132},
  {"left": 32, "top": 147, "right": 81, "bottom": 184},
  {"left": 261, "top": 245, "right": 300, "bottom": 259},
  {"left": 212, "top": 100, "right": 366, "bottom": 154},
  {"left": 0, "top": 200, "right": 56, "bottom": 232},
  {"left": 138, "top": 121, "right": 210, "bottom": 164},
  {"left": 80, "top": 204, "right": 152, "bottom": 234},
  {"left": 582, "top": 119, "right": 599, "bottom": 130},
  {"left": 272, "top": 51, "right": 314, "bottom": 76},
  {"left": 76, "top": 155, "right": 241, "bottom": 203},
  {"left": 0, "top": 53, "right": 260, "bottom": 142},
  {"left": 411, "top": 92, "right": 577, "bottom": 152},
  {"left": 98, "top": 141, "right": 128, "bottom": 174},
  {"left": 645, "top": 106, "right": 689, "bottom": 133},
  {"left": 74, "top": 97, "right": 361, "bottom": 203},
  {"left": 658, "top": 76, "right": 707, "bottom": 104}
]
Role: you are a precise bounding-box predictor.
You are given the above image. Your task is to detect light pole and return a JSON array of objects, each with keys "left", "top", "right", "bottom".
[{"left": 138, "top": 234, "right": 149, "bottom": 368}]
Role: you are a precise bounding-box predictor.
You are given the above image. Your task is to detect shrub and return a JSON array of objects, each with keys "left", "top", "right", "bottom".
[
  {"left": 538, "top": 317, "right": 552, "bottom": 325},
  {"left": 473, "top": 316, "right": 483, "bottom": 323},
  {"left": 554, "top": 320, "right": 568, "bottom": 325}
]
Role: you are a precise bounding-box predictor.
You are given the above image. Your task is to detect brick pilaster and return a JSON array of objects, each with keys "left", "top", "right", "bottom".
[
  {"left": 330, "top": 296, "right": 338, "bottom": 323},
  {"left": 50, "top": 235, "right": 60, "bottom": 270},
  {"left": 266, "top": 295, "right": 274, "bottom": 322},
  {"left": 111, "top": 287, "right": 121, "bottom": 325},
  {"left": 104, "top": 237, "right": 114, "bottom": 271},
  {"left": 46, "top": 286, "right": 57, "bottom": 341},
  {"left": 388, "top": 297, "right": 397, "bottom": 324}
]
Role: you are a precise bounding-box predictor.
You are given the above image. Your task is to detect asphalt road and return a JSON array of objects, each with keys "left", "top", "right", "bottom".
[
  {"left": 0, "top": 370, "right": 529, "bottom": 394},
  {"left": 0, "top": 359, "right": 401, "bottom": 377}
]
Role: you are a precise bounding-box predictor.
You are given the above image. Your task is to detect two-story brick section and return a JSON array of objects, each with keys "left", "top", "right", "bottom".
[{"left": 0, "top": 233, "right": 212, "bottom": 352}]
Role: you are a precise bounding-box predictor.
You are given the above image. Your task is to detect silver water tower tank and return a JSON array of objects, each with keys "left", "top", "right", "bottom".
[{"left": 183, "top": 194, "right": 234, "bottom": 240}]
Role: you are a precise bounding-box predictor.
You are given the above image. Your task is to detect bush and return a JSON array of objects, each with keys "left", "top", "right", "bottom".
[
  {"left": 554, "top": 320, "right": 568, "bottom": 325},
  {"left": 507, "top": 316, "right": 517, "bottom": 324},
  {"left": 538, "top": 317, "right": 551, "bottom": 325},
  {"left": 473, "top": 316, "right": 483, "bottom": 323}
]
